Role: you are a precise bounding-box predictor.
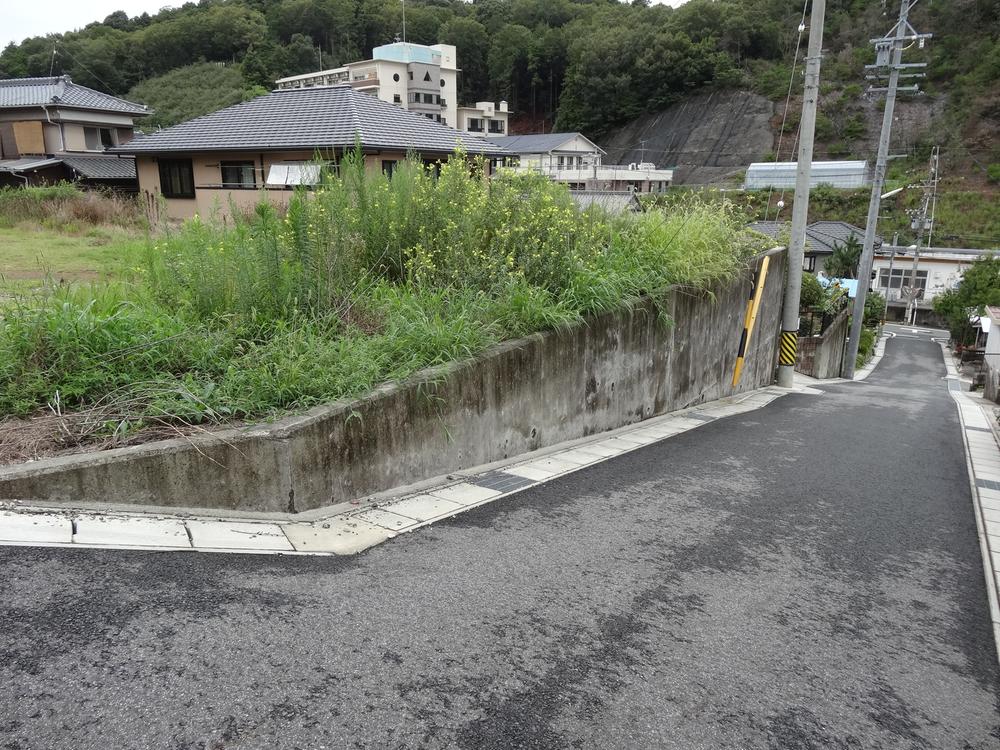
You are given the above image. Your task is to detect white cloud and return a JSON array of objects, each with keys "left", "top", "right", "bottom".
[{"left": 2, "top": 1, "right": 174, "bottom": 51}]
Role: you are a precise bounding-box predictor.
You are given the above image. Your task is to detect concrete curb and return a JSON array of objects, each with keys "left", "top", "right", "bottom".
[
  {"left": 0, "top": 386, "right": 801, "bottom": 556},
  {"left": 939, "top": 342, "right": 1000, "bottom": 664}
]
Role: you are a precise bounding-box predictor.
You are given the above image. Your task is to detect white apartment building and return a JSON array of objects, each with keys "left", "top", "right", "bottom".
[
  {"left": 490, "top": 133, "right": 673, "bottom": 193},
  {"left": 274, "top": 42, "right": 508, "bottom": 135}
]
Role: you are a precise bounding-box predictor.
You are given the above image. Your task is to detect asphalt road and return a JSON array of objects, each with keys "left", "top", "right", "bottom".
[{"left": 2, "top": 328, "right": 998, "bottom": 749}]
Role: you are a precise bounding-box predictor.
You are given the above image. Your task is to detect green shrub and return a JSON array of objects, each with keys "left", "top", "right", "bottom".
[
  {"left": 987, "top": 164, "right": 1000, "bottom": 184},
  {"left": 856, "top": 326, "right": 877, "bottom": 368}
]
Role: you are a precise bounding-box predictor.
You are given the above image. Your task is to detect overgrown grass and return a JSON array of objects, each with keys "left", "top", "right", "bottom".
[
  {"left": 0, "top": 184, "right": 147, "bottom": 231},
  {"left": 0, "top": 154, "right": 767, "bottom": 451}
]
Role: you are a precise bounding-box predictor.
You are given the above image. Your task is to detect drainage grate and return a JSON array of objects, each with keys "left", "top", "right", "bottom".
[
  {"left": 471, "top": 471, "right": 538, "bottom": 494},
  {"left": 977, "top": 478, "right": 1000, "bottom": 492},
  {"left": 966, "top": 426, "right": 992, "bottom": 433}
]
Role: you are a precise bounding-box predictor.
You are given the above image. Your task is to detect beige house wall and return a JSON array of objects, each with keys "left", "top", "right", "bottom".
[
  {"left": 137, "top": 150, "right": 413, "bottom": 221},
  {"left": 62, "top": 124, "right": 87, "bottom": 152}
]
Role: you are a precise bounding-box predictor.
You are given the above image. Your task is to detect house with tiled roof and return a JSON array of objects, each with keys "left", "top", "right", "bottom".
[
  {"left": 749, "top": 220, "right": 880, "bottom": 274},
  {"left": 112, "top": 85, "right": 508, "bottom": 220},
  {"left": 0, "top": 75, "right": 148, "bottom": 189}
]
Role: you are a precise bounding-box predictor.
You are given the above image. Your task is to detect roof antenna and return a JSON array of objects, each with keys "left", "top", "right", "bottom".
[
  {"left": 402, "top": 0, "right": 406, "bottom": 43},
  {"left": 49, "top": 46, "right": 56, "bottom": 76}
]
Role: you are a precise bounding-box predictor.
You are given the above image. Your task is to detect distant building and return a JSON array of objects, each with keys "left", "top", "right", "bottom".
[
  {"left": 491, "top": 133, "right": 673, "bottom": 194},
  {"left": 274, "top": 42, "right": 508, "bottom": 136},
  {"left": 873, "top": 244, "right": 996, "bottom": 323},
  {"left": 112, "top": 85, "right": 506, "bottom": 221},
  {"left": 569, "top": 190, "right": 643, "bottom": 215},
  {"left": 744, "top": 160, "right": 870, "bottom": 189},
  {"left": 0, "top": 75, "right": 147, "bottom": 189},
  {"left": 749, "top": 220, "right": 877, "bottom": 273}
]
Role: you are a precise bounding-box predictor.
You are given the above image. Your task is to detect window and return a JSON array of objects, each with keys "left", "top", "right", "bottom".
[
  {"left": 393, "top": 93, "right": 401, "bottom": 104},
  {"left": 408, "top": 71, "right": 413, "bottom": 80},
  {"left": 878, "top": 268, "right": 927, "bottom": 290},
  {"left": 382, "top": 160, "right": 397, "bottom": 178},
  {"left": 393, "top": 73, "right": 400, "bottom": 82},
  {"left": 557, "top": 155, "right": 566, "bottom": 167},
  {"left": 423, "top": 71, "right": 431, "bottom": 82},
  {"left": 468, "top": 118, "right": 484, "bottom": 132},
  {"left": 220, "top": 161, "right": 255, "bottom": 188},
  {"left": 488, "top": 120, "right": 504, "bottom": 134},
  {"left": 158, "top": 159, "right": 195, "bottom": 198},
  {"left": 440, "top": 78, "right": 445, "bottom": 87},
  {"left": 84, "top": 127, "right": 115, "bottom": 150},
  {"left": 423, "top": 93, "right": 435, "bottom": 104}
]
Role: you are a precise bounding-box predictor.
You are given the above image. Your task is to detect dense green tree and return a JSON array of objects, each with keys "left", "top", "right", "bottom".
[
  {"left": 439, "top": 17, "right": 489, "bottom": 103},
  {"left": 824, "top": 235, "right": 864, "bottom": 279}
]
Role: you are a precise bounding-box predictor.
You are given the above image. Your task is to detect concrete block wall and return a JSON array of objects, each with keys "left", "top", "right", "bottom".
[
  {"left": 796, "top": 308, "right": 849, "bottom": 379},
  {"left": 0, "top": 249, "right": 786, "bottom": 514}
]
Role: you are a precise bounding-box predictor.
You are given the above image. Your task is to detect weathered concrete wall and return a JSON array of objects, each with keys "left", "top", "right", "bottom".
[
  {"left": 0, "top": 249, "right": 786, "bottom": 513},
  {"left": 796, "top": 308, "right": 849, "bottom": 379}
]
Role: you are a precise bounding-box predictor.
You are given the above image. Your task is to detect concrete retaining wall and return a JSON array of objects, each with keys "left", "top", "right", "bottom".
[
  {"left": 796, "top": 308, "right": 849, "bottom": 379},
  {"left": 0, "top": 249, "right": 786, "bottom": 513}
]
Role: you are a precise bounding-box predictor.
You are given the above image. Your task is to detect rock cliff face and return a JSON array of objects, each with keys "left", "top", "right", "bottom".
[
  {"left": 602, "top": 87, "right": 949, "bottom": 187},
  {"left": 602, "top": 90, "right": 775, "bottom": 185}
]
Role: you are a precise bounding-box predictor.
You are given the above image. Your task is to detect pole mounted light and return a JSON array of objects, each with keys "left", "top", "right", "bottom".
[{"left": 880, "top": 186, "right": 905, "bottom": 199}]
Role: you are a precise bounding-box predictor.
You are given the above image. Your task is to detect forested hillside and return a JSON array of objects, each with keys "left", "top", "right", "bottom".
[{"left": 1, "top": 0, "right": 997, "bottom": 183}]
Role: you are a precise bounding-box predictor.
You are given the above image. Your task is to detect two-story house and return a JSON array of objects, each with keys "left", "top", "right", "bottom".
[
  {"left": 490, "top": 133, "right": 673, "bottom": 193},
  {"left": 0, "top": 76, "right": 148, "bottom": 190}
]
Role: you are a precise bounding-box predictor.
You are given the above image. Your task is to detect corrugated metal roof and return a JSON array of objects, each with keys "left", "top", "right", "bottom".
[
  {"left": 61, "top": 155, "right": 137, "bottom": 180},
  {"left": 747, "top": 160, "right": 868, "bottom": 173},
  {"left": 0, "top": 157, "right": 62, "bottom": 172},
  {"left": 113, "top": 86, "right": 508, "bottom": 156},
  {"left": 570, "top": 190, "right": 641, "bottom": 214},
  {"left": 487, "top": 133, "right": 604, "bottom": 155},
  {"left": 0, "top": 76, "right": 148, "bottom": 115}
]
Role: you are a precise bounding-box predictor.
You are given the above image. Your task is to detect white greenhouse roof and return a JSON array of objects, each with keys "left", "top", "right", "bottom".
[{"left": 747, "top": 160, "right": 868, "bottom": 173}]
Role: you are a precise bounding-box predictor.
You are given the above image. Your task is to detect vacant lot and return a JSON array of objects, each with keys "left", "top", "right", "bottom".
[{"left": 0, "top": 225, "right": 143, "bottom": 283}]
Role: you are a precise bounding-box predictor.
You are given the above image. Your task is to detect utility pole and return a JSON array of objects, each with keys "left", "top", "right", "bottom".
[
  {"left": 843, "top": 0, "right": 931, "bottom": 376},
  {"left": 903, "top": 145, "right": 940, "bottom": 324},
  {"left": 882, "top": 231, "right": 899, "bottom": 324},
  {"left": 777, "top": 0, "right": 826, "bottom": 388}
]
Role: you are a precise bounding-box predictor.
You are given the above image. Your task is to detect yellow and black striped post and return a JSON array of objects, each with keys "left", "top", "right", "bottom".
[
  {"left": 778, "top": 330, "right": 798, "bottom": 367},
  {"left": 732, "top": 256, "right": 770, "bottom": 386}
]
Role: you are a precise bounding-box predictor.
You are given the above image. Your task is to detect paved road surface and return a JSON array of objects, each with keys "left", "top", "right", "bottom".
[{"left": 2, "top": 329, "right": 998, "bottom": 749}]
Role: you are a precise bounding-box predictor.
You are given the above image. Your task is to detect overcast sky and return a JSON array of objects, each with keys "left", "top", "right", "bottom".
[{"left": 3, "top": 0, "right": 689, "bottom": 54}]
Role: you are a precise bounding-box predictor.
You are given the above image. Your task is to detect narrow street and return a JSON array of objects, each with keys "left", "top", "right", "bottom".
[{"left": 2, "top": 329, "right": 998, "bottom": 749}]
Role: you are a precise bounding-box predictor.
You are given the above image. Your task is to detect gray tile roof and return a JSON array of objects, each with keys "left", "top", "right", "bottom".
[
  {"left": 61, "top": 155, "right": 137, "bottom": 180},
  {"left": 0, "top": 76, "right": 148, "bottom": 115},
  {"left": 749, "top": 220, "right": 879, "bottom": 254},
  {"left": 486, "top": 133, "right": 604, "bottom": 155},
  {"left": 113, "top": 86, "right": 509, "bottom": 156}
]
